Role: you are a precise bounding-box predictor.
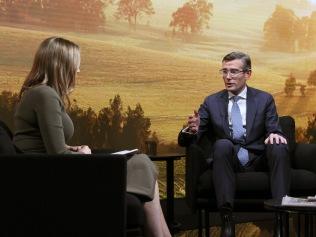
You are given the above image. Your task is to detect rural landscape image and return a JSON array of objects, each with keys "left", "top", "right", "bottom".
[{"left": 1, "top": 0, "right": 316, "bottom": 236}]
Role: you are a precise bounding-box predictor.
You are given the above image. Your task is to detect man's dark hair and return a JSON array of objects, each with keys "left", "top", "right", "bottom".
[{"left": 222, "top": 52, "right": 251, "bottom": 71}]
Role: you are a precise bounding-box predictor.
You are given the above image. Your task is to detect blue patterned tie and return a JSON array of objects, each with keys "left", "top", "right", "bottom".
[{"left": 231, "top": 96, "right": 249, "bottom": 166}]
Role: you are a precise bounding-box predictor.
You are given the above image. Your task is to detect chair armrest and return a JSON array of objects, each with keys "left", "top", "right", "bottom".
[
  {"left": 293, "top": 143, "right": 316, "bottom": 173},
  {"left": 178, "top": 130, "right": 196, "bottom": 147},
  {"left": 91, "top": 148, "right": 115, "bottom": 154},
  {"left": 185, "top": 143, "right": 210, "bottom": 211}
]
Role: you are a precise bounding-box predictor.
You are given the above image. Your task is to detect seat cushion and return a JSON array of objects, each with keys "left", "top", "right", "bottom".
[
  {"left": 198, "top": 170, "right": 270, "bottom": 199},
  {"left": 197, "top": 168, "right": 316, "bottom": 199},
  {"left": 290, "top": 169, "right": 316, "bottom": 196}
]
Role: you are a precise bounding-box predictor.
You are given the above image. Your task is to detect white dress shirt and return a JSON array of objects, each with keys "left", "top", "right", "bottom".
[{"left": 228, "top": 86, "right": 247, "bottom": 126}]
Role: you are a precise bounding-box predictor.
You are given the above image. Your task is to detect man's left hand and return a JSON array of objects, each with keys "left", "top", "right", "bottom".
[{"left": 264, "top": 133, "right": 287, "bottom": 144}]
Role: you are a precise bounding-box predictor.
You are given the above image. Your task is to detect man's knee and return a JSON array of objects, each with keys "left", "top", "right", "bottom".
[
  {"left": 213, "top": 139, "right": 234, "bottom": 160},
  {"left": 266, "top": 143, "right": 288, "bottom": 154},
  {"left": 266, "top": 143, "right": 289, "bottom": 162},
  {"left": 214, "top": 139, "right": 234, "bottom": 149}
]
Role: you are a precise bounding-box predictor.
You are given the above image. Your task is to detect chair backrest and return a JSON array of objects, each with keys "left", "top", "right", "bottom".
[
  {"left": 0, "top": 120, "right": 16, "bottom": 154},
  {"left": 0, "top": 120, "right": 13, "bottom": 139},
  {"left": 0, "top": 154, "right": 127, "bottom": 237}
]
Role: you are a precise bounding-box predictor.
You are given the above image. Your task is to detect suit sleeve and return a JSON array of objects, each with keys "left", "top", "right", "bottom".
[
  {"left": 265, "top": 95, "right": 284, "bottom": 137},
  {"left": 178, "top": 98, "right": 208, "bottom": 146},
  {"left": 197, "top": 98, "right": 211, "bottom": 140}
]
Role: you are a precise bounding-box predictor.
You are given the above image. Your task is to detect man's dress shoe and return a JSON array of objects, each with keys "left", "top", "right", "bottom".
[{"left": 220, "top": 209, "right": 235, "bottom": 237}]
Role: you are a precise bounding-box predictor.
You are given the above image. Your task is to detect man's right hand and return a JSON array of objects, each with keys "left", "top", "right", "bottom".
[{"left": 186, "top": 110, "right": 200, "bottom": 134}]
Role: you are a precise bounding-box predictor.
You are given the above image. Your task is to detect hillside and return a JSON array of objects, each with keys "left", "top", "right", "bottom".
[{"left": 0, "top": 22, "right": 316, "bottom": 141}]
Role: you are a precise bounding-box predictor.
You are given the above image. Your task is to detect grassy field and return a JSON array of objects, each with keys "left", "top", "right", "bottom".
[
  {"left": 1, "top": 23, "right": 316, "bottom": 143},
  {"left": 1, "top": 3, "right": 313, "bottom": 234}
]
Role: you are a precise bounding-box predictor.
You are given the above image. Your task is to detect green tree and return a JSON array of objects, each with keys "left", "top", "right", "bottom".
[
  {"left": 284, "top": 74, "right": 296, "bottom": 96},
  {"left": 0, "top": 90, "right": 154, "bottom": 151},
  {"left": 307, "top": 11, "right": 316, "bottom": 50},
  {"left": 122, "top": 103, "right": 151, "bottom": 150},
  {"left": 68, "top": 101, "right": 98, "bottom": 148},
  {"left": 263, "top": 5, "right": 299, "bottom": 52},
  {"left": 296, "top": 127, "right": 308, "bottom": 143},
  {"left": 295, "top": 16, "right": 309, "bottom": 51},
  {"left": 0, "top": 0, "right": 113, "bottom": 31},
  {"left": 0, "top": 0, "right": 34, "bottom": 23},
  {"left": 305, "top": 114, "right": 316, "bottom": 143},
  {"left": 115, "top": 0, "right": 154, "bottom": 28},
  {"left": 307, "top": 69, "right": 316, "bottom": 86},
  {"left": 106, "top": 95, "right": 125, "bottom": 149},
  {"left": 169, "top": 0, "right": 212, "bottom": 35},
  {"left": 43, "top": 0, "right": 112, "bottom": 31},
  {"left": 95, "top": 106, "right": 113, "bottom": 148}
]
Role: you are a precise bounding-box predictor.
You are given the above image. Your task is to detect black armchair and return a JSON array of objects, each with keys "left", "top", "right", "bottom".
[
  {"left": 0, "top": 154, "right": 128, "bottom": 237},
  {"left": 181, "top": 116, "right": 316, "bottom": 236},
  {"left": 0, "top": 121, "right": 145, "bottom": 237}
]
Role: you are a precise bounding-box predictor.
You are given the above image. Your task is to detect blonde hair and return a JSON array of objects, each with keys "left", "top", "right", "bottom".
[{"left": 19, "top": 37, "right": 80, "bottom": 106}]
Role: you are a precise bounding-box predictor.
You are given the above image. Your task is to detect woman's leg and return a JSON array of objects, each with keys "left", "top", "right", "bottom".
[{"left": 143, "top": 181, "right": 171, "bottom": 237}]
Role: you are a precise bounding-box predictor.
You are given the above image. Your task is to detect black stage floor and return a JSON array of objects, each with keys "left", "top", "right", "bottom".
[{"left": 161, "top": 198, "right": 277, "bottom": 237}]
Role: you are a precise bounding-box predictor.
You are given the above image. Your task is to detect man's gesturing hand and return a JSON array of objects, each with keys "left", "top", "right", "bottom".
[{"left": 187, "top": 110, "right": 200, "bottom": 134}]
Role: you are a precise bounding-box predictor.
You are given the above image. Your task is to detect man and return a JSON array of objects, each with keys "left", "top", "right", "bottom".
[{"left": 178, "top": 52, "right": 290, "bottom": 237}]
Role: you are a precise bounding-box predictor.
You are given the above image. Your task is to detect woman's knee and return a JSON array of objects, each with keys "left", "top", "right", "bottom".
[{"left": 128, "top": 153, "right": 158, "bottom": 175}]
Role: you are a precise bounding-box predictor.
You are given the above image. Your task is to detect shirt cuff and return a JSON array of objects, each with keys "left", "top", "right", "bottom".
[{"left": 182, "top": 126, "right": 197, "bottom": 135}]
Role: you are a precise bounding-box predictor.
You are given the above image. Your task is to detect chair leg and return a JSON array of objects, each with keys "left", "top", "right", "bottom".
[
  {"left": 305, "top": 215, "right": 309, "bottom": 237},
  {"left": 204, "top": 209, "right": 210, "bottom": 237},
  {"left": 198, "top": 209, "right": 203, "bottom": 237},
  {"left": 274, "top": 212, "right": 282, "bottom": 237},
  {"left": 283, "top": 213, "right": 289, "bottom": 237},
  {"left": 309, "top": 215, "right": 314, "bottom": 236},
  {"left": 297, "top": 214, "right": 301, "bottom": 237}
]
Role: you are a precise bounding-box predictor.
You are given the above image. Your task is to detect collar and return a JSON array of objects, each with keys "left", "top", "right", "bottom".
[{"left": 228, "top": 86, "right": 247, "bottom": 100}]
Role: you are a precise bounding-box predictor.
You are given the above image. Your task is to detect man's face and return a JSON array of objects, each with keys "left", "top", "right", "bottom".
[{"left": 221, "top": 59, "right": 251, "bottom": 95}]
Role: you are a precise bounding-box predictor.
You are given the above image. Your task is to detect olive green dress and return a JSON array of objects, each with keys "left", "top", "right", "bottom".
[{"left": 13, "top": 85, "right": 157, "bottom": 200}]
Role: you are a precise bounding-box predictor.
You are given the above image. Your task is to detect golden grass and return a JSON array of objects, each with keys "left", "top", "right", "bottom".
[{"left": 1, "top": 25, "right": 316, "bottom": 142}]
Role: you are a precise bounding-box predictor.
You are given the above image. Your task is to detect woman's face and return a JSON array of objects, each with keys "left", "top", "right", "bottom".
[{"left": 67, "top": 54, "right": 80, "bottom": 94}]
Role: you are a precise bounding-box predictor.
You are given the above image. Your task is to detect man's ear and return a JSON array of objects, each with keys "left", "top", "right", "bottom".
[{"left": 245, "top": 70, "right": 252, "bottom": 78}]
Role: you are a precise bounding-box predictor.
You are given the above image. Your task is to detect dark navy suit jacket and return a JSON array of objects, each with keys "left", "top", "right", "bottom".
[{"left": 179, "top": 86, "right": 284, "bottom": 156}]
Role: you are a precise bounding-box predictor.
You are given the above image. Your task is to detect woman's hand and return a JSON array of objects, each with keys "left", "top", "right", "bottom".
[
  {"left": 77, "top": 145, "right": 91, "bottom": 154},
  {"left": 66, "top": 145, "right": 91, "bottom": 154}
]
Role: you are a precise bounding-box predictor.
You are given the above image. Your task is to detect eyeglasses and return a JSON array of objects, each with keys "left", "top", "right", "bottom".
[{"left": 219, "top": 68, "right": 247, "bottom": 77}]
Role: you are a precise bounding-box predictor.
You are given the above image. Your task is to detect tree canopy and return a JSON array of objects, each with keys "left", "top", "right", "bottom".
[
  {"left": 0, "top": 0, "right": 113, "bottom": 31},
  {"left": 284, "top": 74, "right": 296, "bottom": 96},
  {"left": 169, "top": 0, "right": 213, "bottom": 35},
  {"left": 0, "top": 91, "right": 152, "bottom": 151},
  {"left": 114, "top": 0, "right": 154, "bottom": 28},
  {"left": 307, "top": 69, "right": 316, "bottom": 87},
  {"left": 263, "top": 5, "right": 299, "bottom": 52},
  {"left": 263, "top": 5, "right": 316, "bottom": 52}
]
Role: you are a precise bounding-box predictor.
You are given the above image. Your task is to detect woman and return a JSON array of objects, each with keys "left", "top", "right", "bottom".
[{"left": 14, "top": 37, "right": 171, "bottom": 237}]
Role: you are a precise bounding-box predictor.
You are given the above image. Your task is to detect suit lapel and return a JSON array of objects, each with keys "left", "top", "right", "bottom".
[
  {"left": 219, "top": 91, "right": 231, "bottom": 137},
  {"left": 246, "top": 87, "right": 257, "bottom": 139}
]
